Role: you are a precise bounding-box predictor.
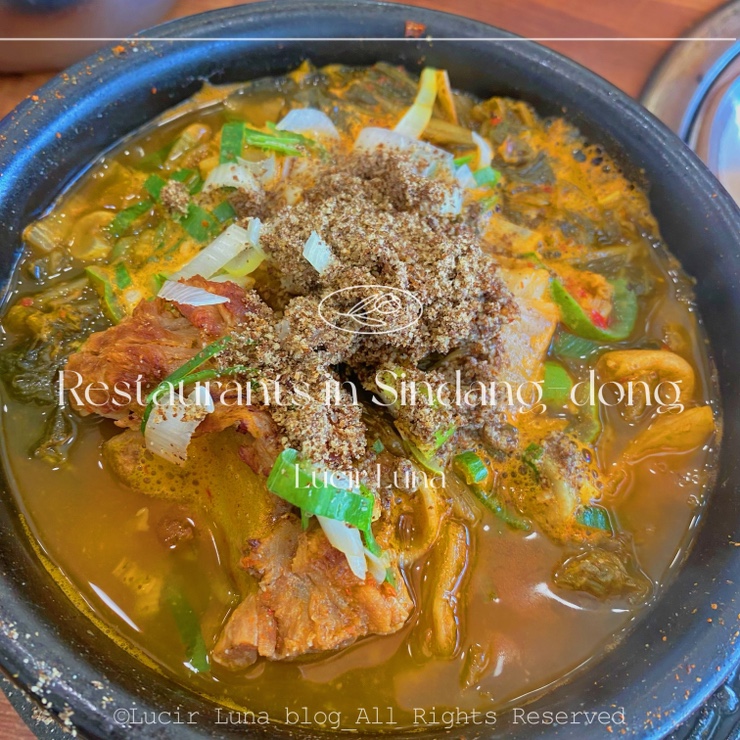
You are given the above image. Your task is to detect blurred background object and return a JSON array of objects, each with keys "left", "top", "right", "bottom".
[
  {"left": 0, "top": 0, "right": 177, "bottom": 72},
  {"left": 642, "top": 0, "right": 740, "bottom": 202}
]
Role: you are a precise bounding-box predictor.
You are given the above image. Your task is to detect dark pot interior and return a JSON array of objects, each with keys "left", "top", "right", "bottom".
[{"left": 0, "top": 2, "right": 739, "bottom": 738}]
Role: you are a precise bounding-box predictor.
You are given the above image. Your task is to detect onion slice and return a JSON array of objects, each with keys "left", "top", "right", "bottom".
[
  {"left": 455, "top": 163, "right": 477, "bottom": 190},
  {"left": 171, "top": 223, "right": 252, "bottom": 280},
  {"left": 472, "top": 131, "right": 493, "bottom": 169},
  {"left": 276, "top": 108, "right": 339, "bottom": 140},
  {"left": 203, "top": 162, "right": 261, "bottom": 193},
  {"left": 354, "top": 127, "right": 454, "bottom": 178},
  {"left": 144, "top": 385, "right": 214, "bottom": 465},
  {"left": 237, "top": 155, "right": 278, "bottom": 186},
  {"left": 317, "top": 516, "right": 367, "bottom": 581},
  {"left": 394, "top": 67, "right": 438, "bottom": 138},
  {"left": 303, "top": 230, "right": 334, "bottom": 273},
  {"left": 158, "top": 280, "right": 229, "bottom": 306},
  {"left": 365, "top": 547, "right": 390, "bottom": 584}
]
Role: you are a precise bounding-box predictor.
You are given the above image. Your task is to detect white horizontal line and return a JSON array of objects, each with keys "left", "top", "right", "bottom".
[{"left": 0, "top": 37, "right": 736, "bottom": 42}]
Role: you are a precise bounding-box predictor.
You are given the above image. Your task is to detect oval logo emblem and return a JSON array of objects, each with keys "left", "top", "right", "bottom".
[{"left": 318, "top": 285, "right": 423, "bottom": 335}]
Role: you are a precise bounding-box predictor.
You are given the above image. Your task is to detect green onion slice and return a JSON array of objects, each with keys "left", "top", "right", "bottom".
[
  {"left": 266, "top": 448, "right": 374, "bottom": 531},
  {"left": 220, "top": 121, "right": 246, "bottom": 163},
  {"left": 453, "top": 154, "right": 474, "bottom": 167},
  {"left": 162, "top": 581, "right": 209, "bottom": 673},
  {"left": 114, "top": 262, "right": 133, "bottom": 290},
  {"left": 470, "top": 485, "right": 532, "bottom": 531},
  {"left": 140, "top": 335, "right": 232, "bottom": 431},
  {"left": 178, "top": 204, "right": 220, "bottom": 242},
  {"left": 108, "top": 199, "right": 153, "bottom": 239}
]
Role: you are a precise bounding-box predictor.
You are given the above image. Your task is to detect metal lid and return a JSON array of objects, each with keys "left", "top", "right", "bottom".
[{"left": 642, "top": 2, "right": 740, "bottom": 200}]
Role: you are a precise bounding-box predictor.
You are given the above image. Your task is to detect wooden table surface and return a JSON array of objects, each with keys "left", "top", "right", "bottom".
[{"left": 0, "top": 0, "right": 726, "bottom": 736}]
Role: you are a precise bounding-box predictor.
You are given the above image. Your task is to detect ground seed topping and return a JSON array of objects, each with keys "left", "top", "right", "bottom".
[{"left": 217, "top": 148, "right": 516, "bottom": 468}]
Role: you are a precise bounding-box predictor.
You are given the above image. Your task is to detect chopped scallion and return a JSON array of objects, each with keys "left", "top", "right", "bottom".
[
  {"left": 140, "top": 335, "right": 232, "bottom": 431},
  {"left": 219, "top": 121, "right": 246, "bottom": 163},
  {"left": 266, "top": 448, "right": 374, "bottom": 531}
]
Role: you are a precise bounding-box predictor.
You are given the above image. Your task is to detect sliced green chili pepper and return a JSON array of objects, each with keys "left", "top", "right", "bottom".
[
  {"left": 550, "top": 277, "right": 637, "bottom": 342},
  {"left": 85, "top": 266, "right": 125, "bottom": 324},
  {"left": 551, "top": 330, "right": 603, "bottom": 360},
  {"left": 453, "top": 451, "right": 488, "bottom": 485}
]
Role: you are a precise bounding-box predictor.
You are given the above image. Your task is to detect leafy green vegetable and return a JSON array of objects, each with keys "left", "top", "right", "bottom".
[
  {"left": 162, "top": 581, "right": 209, "bottom": 673},
  {"left": 542, "top": 361, "right": 572, "bottom": 406},
  {"left": 372, "top": 438, "right": 384, "bottom": 454},
  {"left": 453, "top": 451, "right": 488, "bottom": 485},
  {"left": 266, "top": 448, "right": 374, "bottom": 530},
  {"left": 33, "top": 402, "right": 77, "bottom": 465},
  {"left": 550, "top": 277, "right": 638, "bottom": 342},
  {"left": 0, "top": 278, "right": 108, "bottom": 464}
]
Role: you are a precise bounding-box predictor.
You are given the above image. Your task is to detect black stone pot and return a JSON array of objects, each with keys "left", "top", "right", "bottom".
[{"left": 0, "top": 2, "right": 738, "bottom": 738}]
